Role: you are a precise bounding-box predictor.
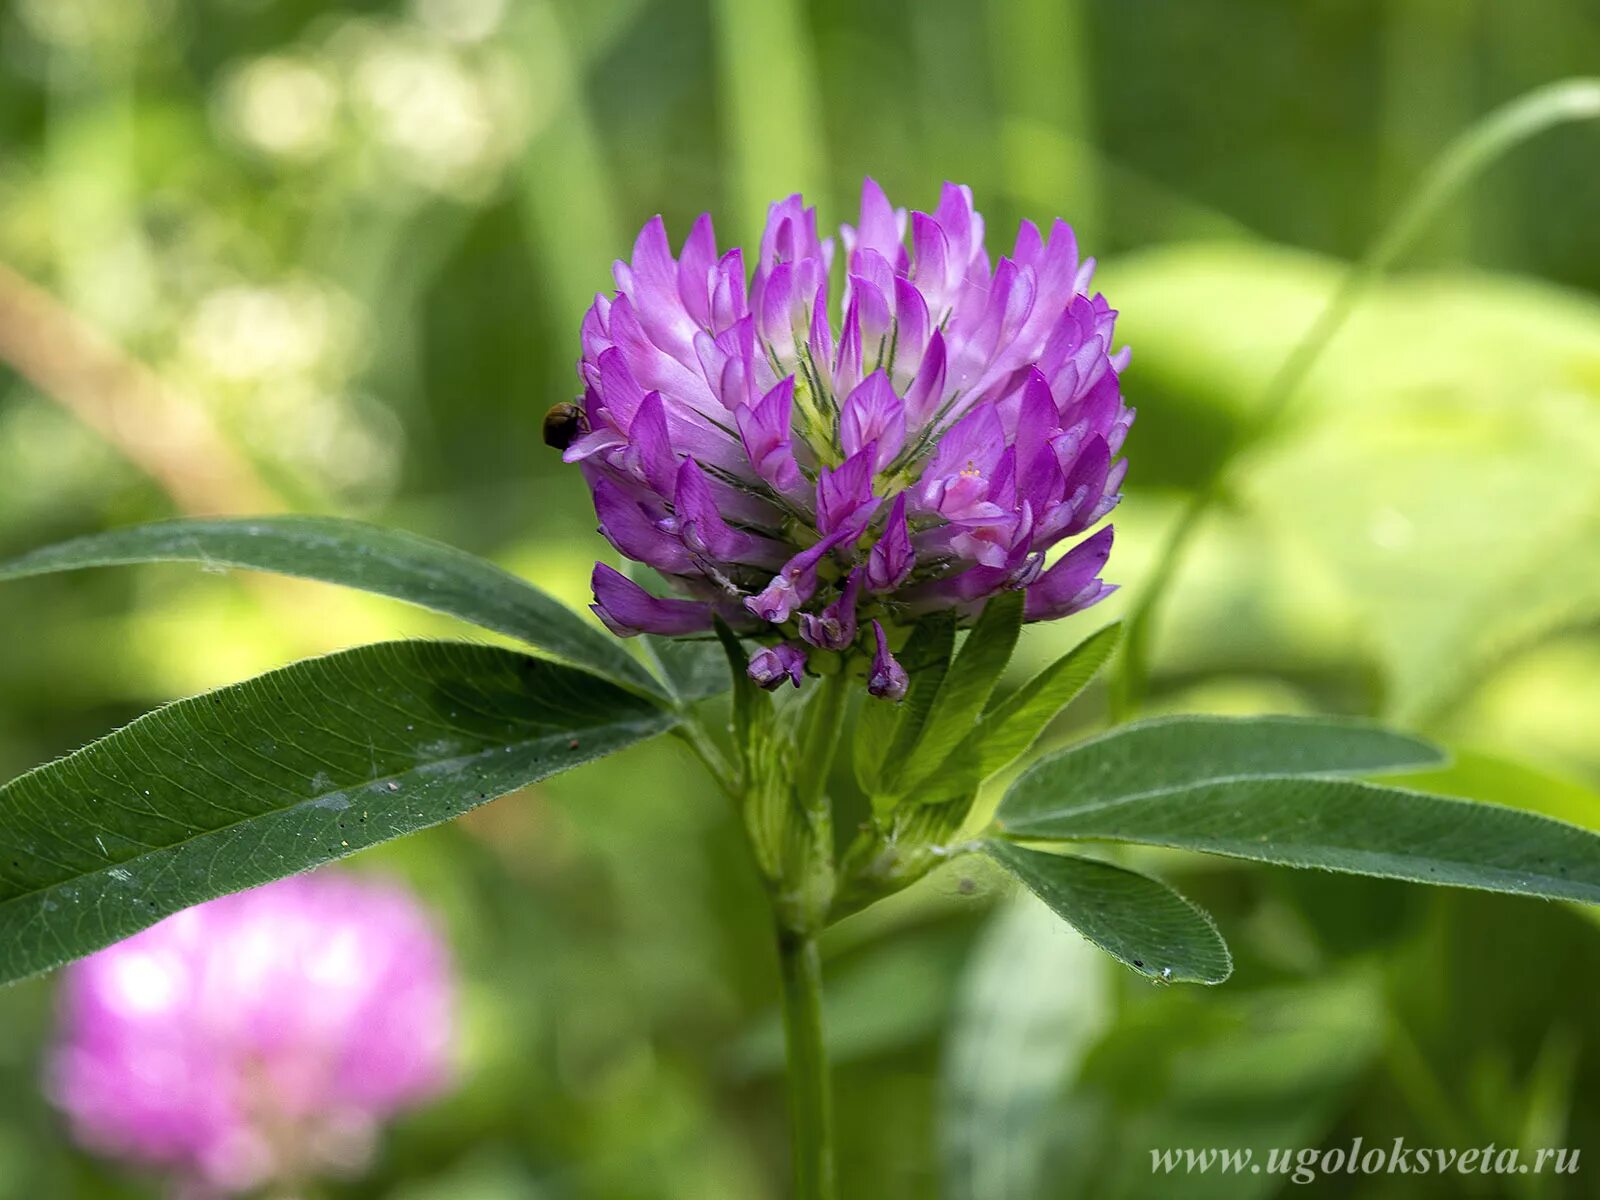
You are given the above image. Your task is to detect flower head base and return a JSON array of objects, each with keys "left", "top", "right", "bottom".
[
  {"left": 47, "top": 873, "right": 455, "bottom": 1196},
  {"left": 566, "top": 180, "right": 1132, "bottom": 694}
]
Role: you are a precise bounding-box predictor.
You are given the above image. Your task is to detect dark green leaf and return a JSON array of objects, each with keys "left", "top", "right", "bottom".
[
  {"left": 1000, "top": 714, "right": 1444, "bottom": 831},
  {"left": 0, "top": 640, "right": 676, "bottom": 985},
  {"left": 0, "top": 516, "right": 666, "bottom": 700},
  {"left": 643, "top": 635, "right": 730, "bottom": 705},
  {"left": 1000, "top": 776, "right": 1600, "bottom": 904},
  {"left": 986, "top": 841, "right": 1232, "bottom": 984}
]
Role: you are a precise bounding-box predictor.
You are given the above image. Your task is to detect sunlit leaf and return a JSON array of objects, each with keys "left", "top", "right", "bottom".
[
  {"left": 1002, "top": 775, "right": 1600, "bottom": 905},
  {"left": 999, "top": 715, "right": 1444, "bottom": 830},
  {"left": 0, "top": 517, "right": 667, "bottom": 701},
  {"left": 0, "top": 641, "right": 676, "bottom": 986},
  {"left": 893, "top": 593, "right": 1024, "bottom": 798},
  {"left": 919, "top": 623, "right": 1121, "bottom": 806}
]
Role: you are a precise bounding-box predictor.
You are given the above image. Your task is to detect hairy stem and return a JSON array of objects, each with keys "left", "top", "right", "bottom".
[
  {"left": 1110, "top": 77, "right": 1600, "bottom": 721},
  {"left": 777, "top": 928, "right": 836, "bottom": 1200}
]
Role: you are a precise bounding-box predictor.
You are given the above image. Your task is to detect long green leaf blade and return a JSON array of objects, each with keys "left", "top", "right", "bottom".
[
  {"left": 892, "top": 593, "right": 1023, "bottom": 799},
  {"left": 986, "top": 841, "right": 1232, "bottom": 984},
  {"left": 1000, "top": 713, "right": 1444, "bottom": 830},
  {"left": 0, "top": 641, "right": 676, "bottom": 985},
  {"left": 921, "top": 623, "right": 1121, "bottom": 806},
  {"left": 0, "top": 516, "right": 665, "bottom": 700},
  {"left": 1000, "top": 776, "right": 1600, "bottom": 904}
]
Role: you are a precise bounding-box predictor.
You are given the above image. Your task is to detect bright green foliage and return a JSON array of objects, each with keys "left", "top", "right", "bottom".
[
  {"left": 892, "top": 594, "right": 1025, "bottom": 797},
  {"left": 918, "top": 623, "right": 1122, "bottom": 806},
  {"left": 1002, "top": 714, "right": 1443, "bottom": 821},
  {"left": 853, "top": 614, "right": 956, "bottom": 800},
  {"left": 0, "top": 517, "right": 667, "bottom": 700}
]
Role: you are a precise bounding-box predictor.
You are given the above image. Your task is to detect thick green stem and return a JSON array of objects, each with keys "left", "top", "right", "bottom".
[{"left": 777, "top": 928, "right": 836, "bottom": 1200}]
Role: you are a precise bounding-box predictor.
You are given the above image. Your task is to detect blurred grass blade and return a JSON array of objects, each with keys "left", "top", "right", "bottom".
[
  {"left": 1001, "top": 714, "right": 1444, "bottom": 827},
  {"left": 510, "top": 0, "right": 626, "bottom": 325},
  {"left": 710, "top": 0, "right": 827, "bottom": 243},
  {"left": 987, "top": 842, "right": 1232, "bottom": 984},
  {"left": 941, "top": 895, "right": 1112, "bottom": 1200},
  {"left": 991, "top": 0, "right": 1100, "bottom": 241},
  {"left": 1001, "top": 775, "right": 1600, "bottom": 904},
  {"left": 0, "top": 516, "right": 667, "bottom": 701},
  {"left": 1113, "top": 77, "right": 1600, "bottom": 719},
  {"left": 0, "top": 640, "right": 678, "bottom": 986}
]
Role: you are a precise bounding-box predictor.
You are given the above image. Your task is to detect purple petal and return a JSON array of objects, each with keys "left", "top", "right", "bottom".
[
  {"left": 595, "top": 345, "right": 648, "bottom": 430},
  {"left": 892, "top": 276, "right": 931, "bottom": 374},
  {"left": 1014, "top": 370, "right": 1063, "bottom": 511},
  {"left": 674, "top": 458, "right": 766, "bottom": 563},
  {"left": 840, "top": 371, "right": 907, "bottom": 471},
  {"left": 935, "top": 183, "right": 977, "bottom": 265},
  {"left": 903, "top": 329, "right": 948, "bottom": 428},
  {"left": 867, "top": 620, "right": 909, "bottom": 701},
  {"left": 866, "top": 493, "right": 914, "bottom": 592},
  {"left": 834, "top": 293, "right": 864, "bottom": 397},
  {"left": 745, "top": 526, "right": 855, "bottom": 623},
  {"left": 807, "top": 283, "right": 835, "bottom": 386},
  {"left": 758, "top": 261, "right": 800, "bottom": 357},
  {"left": 919, "top": 403, "right": 1006, "bottom": 517},
  {"left": 676, "top": 213, "right": 718, "bottom": 328},
  {"left": 816, "top": 443, "right": 880, "bottom": 536},
  {"left": 624, "top": 391, "right": 678, "bottom": 496},
  {"left": 910, "top": 212, "right": 951, "bottom": 312},
  {"left": 799, "top": 569, "right": 863, "bottom": 651},
  {"left": 1051, "top": 433, "right": 1112, "bottom": 539},
  {"left": 591, "top": 564, "right": 713, "bottom": 636},
  {"left": 618, "top": 216, "right": 697, "bottom": 363},
  {"left": 849, "top": 272, "right": 894, "bottom": 346},
  {"left": 735, "top": 376, "right": 805, "bottom": 495},
  {"left": 711, "top": 248, "right": 747, "bottom": 332},
  {"left": 749, "top": 641, "right": 807, "bottom": 689},
  {"left": 592, "top": 479, "right": 694, "bottom": 574},
  {"left": 848, "top": 177, "right": 908, "bottom": 274},
  {"left": 1023, "top": 526, "right": 1115, "bottom": 622}
]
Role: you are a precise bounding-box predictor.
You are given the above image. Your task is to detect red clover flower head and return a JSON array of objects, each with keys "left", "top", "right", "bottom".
[
  {"left": 47, "top": 873, "right": 455, "bottom": 1196},
  {"left": 563, "top": 180, "right": 1133, "bottom": 694}
]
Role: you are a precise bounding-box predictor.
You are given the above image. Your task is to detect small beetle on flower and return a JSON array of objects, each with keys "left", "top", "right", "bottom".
[{"left": 560, "top": 180, "right": 1133, "bottom": 696}]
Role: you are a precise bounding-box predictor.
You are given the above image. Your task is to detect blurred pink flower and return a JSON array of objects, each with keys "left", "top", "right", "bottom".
[{"left": 46, "top": 872, "right": 455, "bottom": 1196}]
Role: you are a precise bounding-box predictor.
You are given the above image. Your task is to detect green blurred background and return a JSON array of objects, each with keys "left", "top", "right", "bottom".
[{"left": 2, "top": 0, "right": 1599, "bottom": 1196}]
